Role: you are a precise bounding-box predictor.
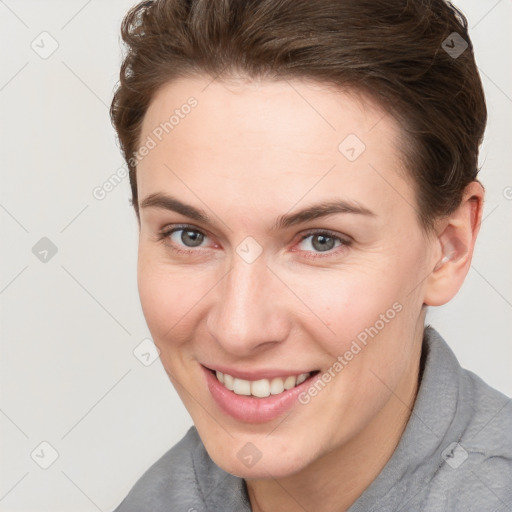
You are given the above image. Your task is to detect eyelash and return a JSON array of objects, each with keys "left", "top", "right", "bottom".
[{"left": 156, "top": 224, "right": 352, "bottom": 260}]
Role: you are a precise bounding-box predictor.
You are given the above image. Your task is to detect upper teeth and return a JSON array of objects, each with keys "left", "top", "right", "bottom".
[{"left": 215, "top": 371, "right": 311, "bottom": 398}]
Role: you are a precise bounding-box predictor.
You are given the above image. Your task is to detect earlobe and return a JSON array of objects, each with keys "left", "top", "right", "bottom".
[{"left": 424, "top": 181, "right": 484, "bottom": 306}]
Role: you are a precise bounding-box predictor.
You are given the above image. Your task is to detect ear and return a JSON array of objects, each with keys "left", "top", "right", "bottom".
[{"left": 423, "top": 181, "right": 484, "bottom": 306}]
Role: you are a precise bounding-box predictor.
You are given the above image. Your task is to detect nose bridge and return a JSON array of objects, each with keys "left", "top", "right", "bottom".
[{"left": 207, "top": 253, "right": 288, "bottom": 354}]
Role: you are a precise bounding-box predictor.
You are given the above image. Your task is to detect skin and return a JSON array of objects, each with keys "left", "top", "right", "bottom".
[{"left": 135, "top": 76, "right": 483, "bottom": 511}]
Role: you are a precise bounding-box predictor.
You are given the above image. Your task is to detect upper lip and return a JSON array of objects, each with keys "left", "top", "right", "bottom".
[{"left": 202, "top": 364, "right": 317, "bottom": 381}]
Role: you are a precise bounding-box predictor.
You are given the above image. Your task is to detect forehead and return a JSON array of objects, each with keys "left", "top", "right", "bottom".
[
  {"left": 141, "top": 76, "right": 393, "bottom": 153},
  {"left": 137, "top": 76, "right": 414, "bottom": 227}
]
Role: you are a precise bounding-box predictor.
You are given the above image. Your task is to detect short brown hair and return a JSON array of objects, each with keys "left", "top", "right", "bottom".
[{"left": 110, "top": 0, "right": 486, "bottom": 231}]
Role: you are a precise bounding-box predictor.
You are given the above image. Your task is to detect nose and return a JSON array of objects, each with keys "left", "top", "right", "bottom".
[{"left": 206, "top": 254, "right": 291, "bottom": 356}]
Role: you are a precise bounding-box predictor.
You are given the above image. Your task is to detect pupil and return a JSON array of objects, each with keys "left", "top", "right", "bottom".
[
  {"left": 313, "top": 234, "right": 334, "bottom": 252},
  {"left": 182, "top": 230, "right": 203, "bottom": 247}
]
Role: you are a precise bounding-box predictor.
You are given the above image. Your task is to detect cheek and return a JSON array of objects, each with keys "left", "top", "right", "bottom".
[
  {"left": 287, "top": 264, "right": 408, "bottom": 351},
  {"left": 136, "top": 248, "right": 211, "bottom": 343}
]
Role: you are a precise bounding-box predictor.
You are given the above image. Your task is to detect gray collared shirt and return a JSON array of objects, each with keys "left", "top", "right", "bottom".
[{"left": 113, "top": 327, "right": 512, "bottom": 511}]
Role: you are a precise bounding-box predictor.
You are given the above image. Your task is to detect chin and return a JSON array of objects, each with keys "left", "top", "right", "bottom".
[
  {"left": 204, "top": 436, "right": 314, "bottom": 480},
  {"left": 221, "top": 458, "right": 306, "bottom": 480}
]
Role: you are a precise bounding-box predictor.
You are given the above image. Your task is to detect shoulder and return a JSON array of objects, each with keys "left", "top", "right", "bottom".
[
  {"left": 444, "top": 336, "right": 512, "bottom": 469},
  {"left": 452, "top": 368, "right": 512, "bottom": 498},
  {"left": 112, "top": 426, "right": 206, "bottom": 512},
  {"left": 424, "top": 330, "right": 512, "bottom": 509},
  {"left": 112, "top": 426, "right": 251, "bottom": 512}
]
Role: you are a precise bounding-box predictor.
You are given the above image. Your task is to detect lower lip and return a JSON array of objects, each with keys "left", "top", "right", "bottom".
[{"left": 202, "top": 366, "right": 319, "bottom": 423}]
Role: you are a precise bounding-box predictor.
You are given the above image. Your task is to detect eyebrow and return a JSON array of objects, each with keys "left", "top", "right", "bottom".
[{"left": 139, "top": 192, "right": 376, "bottom": 231}]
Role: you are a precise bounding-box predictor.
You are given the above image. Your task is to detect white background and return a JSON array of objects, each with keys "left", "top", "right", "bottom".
[{"left": 0, "top": 1, "right": 510, "bottom": 510}]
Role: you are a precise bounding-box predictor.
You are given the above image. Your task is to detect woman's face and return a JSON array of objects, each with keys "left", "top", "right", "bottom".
[{"left": 136, "top": 76, "right": 437, "bottom": 478}]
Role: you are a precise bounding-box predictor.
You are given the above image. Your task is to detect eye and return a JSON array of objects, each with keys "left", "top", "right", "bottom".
[
  {"left": 170, "top": 228, "right": 205, "bottom": 247},
  {"left": 296, "top": 230, "right": 351, "bottom": 258},
  {"left": 157, "top": 224, "right": 210, "bottom": 254},
  {"left": 157, "top": 225, "right": 351, "bottom": 259}
]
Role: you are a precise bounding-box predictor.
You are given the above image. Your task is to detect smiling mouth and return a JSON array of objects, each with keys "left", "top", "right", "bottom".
[{"left": 209, "top": 369, "right": 320, "bottom": 398}]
